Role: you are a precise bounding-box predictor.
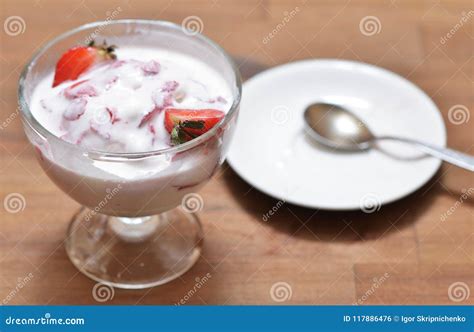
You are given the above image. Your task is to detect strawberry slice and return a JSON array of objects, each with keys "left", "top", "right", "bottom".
[
  {"left": 164, "top": 108, "right": 225, "bottom": 145},
  {"left": 53, "top": 41, "right": 116, "bottom": 87},
  {"left": 64, "top": 79, "right": 98, "bottom": 99}
]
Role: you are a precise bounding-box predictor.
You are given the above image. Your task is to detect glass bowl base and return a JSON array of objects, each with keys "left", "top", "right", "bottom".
[{"left": 65, "top": 207, "right": 203, "bottom": 289}]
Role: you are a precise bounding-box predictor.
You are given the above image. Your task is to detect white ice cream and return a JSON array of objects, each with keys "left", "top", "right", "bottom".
[
  {"left": 31, "top": 47, "right": 232, "bottom": 152},
  {"left": 28, "top": 46, "right": 235, "bottom": 216}
]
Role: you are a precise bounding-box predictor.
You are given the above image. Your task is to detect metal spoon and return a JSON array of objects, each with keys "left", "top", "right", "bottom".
[{"left": 303, "top": 103, "right": 474, "bottom": 172}]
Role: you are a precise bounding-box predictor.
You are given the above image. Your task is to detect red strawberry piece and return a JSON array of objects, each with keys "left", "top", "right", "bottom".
[
  {"left": 106, "top": 107, "right": 120, "bottom": 124},
  {"left": 164, "top": 108, "right": 225, "bottom": 134},
  {"left": 64, "top": 80, "right": 98, "bottom": 99},
  {"left": 141, "top": 60, "right": 160, "bottom": 75},
  {"left": 164, "top": 108, "right": 225, "bottom": 145},
  {"left": 53, "top": 40, "right": 116, "bottom": 87},
  {"left": 63, "top": 98, "right": 87, "bottom": 120}
]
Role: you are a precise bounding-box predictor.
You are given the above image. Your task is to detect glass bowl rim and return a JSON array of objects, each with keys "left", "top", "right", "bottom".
[{"left": 17, "top": 19, "right": 242, "bottom": 160}]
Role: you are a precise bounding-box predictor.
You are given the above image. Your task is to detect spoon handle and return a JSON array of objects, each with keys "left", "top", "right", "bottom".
[{"left": 374, "top": 136, "right": 474, "bottom": 172}]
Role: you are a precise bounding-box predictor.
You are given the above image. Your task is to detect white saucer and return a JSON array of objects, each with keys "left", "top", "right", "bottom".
[{"left": 227, "top": 59, "right": 446, "bottom": 210}]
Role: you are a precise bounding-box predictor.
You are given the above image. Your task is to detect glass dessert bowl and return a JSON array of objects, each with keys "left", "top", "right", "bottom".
[{"left": 18, "top": 20, "right": 241, "bottom": 289}]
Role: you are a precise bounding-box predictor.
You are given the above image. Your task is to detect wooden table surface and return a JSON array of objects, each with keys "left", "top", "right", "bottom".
[{"left": 0, "top": 0, "right": 473, "bottom": 305}]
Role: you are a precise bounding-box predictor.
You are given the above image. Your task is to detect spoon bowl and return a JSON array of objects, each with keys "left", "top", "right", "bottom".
[
  {"left": 304, "top": 103, "right": 374, "bottom": 151},
  {"left": 303, "top": 102, "right": 474, "bottom": 171}
]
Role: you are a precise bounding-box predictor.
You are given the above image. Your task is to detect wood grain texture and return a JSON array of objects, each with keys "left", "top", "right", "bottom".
[{"left": 0, "top": 0, "right": 473, "bottom": 305}]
